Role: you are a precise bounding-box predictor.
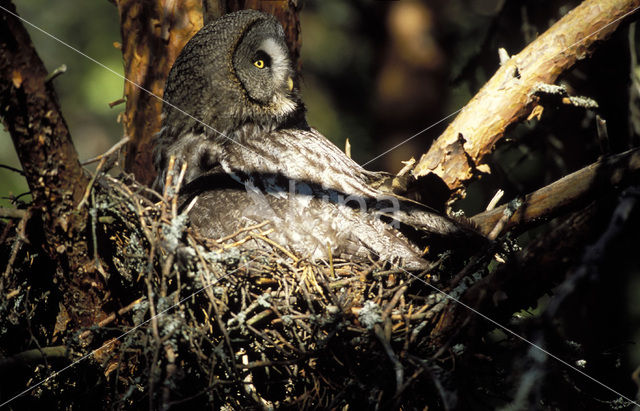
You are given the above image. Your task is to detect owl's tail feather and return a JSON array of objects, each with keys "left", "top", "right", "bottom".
[{"left": 377, "top": 200, "right": 490, "bottom": 255}]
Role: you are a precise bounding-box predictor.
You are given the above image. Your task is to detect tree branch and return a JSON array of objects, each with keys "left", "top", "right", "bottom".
[
  {"left": 471, "top": 147, "right": 640, "bottom": 236},
  {"left": 431, "top": 200, "right": 602, "bottom": 346},
  {"left": 413, "top": 0, "right": 640, "bottom": 196}
]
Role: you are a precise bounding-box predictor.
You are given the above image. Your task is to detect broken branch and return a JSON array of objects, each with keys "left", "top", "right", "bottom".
[{"left": 414, "top": 0, "right": 640, "bottom": 196}]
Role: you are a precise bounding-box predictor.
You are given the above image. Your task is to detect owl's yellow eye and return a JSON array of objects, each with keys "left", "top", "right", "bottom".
[{"left": 253, "top": 59, "right": 265, "bottom": 69}]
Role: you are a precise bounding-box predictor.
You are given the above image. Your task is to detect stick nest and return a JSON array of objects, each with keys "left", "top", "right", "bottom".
[{"left": 0, "top": 165, "right": 500, "bottom": 410}]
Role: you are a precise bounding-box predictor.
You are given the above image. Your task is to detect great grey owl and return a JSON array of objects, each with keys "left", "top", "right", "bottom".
[{"left": 154, "top": 10, "right": 484, "bottom": 270}]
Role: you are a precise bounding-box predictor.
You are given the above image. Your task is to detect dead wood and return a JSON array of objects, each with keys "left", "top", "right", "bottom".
[
  {"left": 413, "top": 0, "right": 640, "bottom": 197},
  {"left": 434, "top": 201, "right": 601, "bottom": 348},
  {"left": 471, "top": 147, "right": 640, "bottom": 236}
]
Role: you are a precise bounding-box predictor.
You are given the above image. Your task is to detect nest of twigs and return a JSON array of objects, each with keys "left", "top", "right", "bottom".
[
  {"left": 0, "top": 164, "right": 512, "bottom": 410},
  {"left": 3, "top": 158, "right": 635, "bottom": 410}
]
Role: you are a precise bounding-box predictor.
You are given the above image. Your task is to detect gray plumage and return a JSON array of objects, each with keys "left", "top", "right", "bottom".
[{"left": 154, "top": 10, "right": 484, "bottom": 269}]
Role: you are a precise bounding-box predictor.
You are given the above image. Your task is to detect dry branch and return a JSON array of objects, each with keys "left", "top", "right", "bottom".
[
  {"left": 471, "top": 147, "right": 640, "bottom": 236},
  {"left": 432, "top": 201, "right": 602, "bottom": 347},
  {"left": 413, "top": 0, "right": 640, "bottom": 196}
]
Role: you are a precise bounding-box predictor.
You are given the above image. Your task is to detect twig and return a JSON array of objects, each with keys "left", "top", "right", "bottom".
[
  {"left": 251, "top": 233, "right": 299, "bottom": 263},
  {"left": 81, "top": 136, "right": 130, "bottom": 166},
  {"left": 487, "top": 197, "right": 523, "bottom": 240},
  {"left": 374, "top": 323, "right": 404, "bottom": 396},
  {"left": 108, "top": 97, "right": 126, "bottom": 108},
  {"left": 596, "top": 115, "right": 611, "bottom": 155},
  {"left": 214, "top": 221, "right": 270, "bottom": 244},
  {"left": 0, "top": 345, "right": 69, "bottom": 371},
  {"left": 79, "top": 297, "right": 145, "bottom": 340},
  {"left": 0, "top": 164, "right": 24, "bottom": 175},
  {"left": 1, "top": 210, "right": 29, "bottom": 288},
  {"left": 0, "top": 207, "right": 26, "bottom": 219},
  {"left": 44, "top": 64, "right": 67, "bottom": 83},
  {"left": 382, "top": 285, "right": 408, "bottom": 322},
  {"left": 485, "top": 189, "right": 504, "bottom": 211},
  {"left": 162, "top": 344, "right": 177, "bottom": 409},
  {"left": 190, "top": 235, "right": 239, "bottom": 377},
  {"left": 77, "top": 157, "right": 106, "bottom": 210}
]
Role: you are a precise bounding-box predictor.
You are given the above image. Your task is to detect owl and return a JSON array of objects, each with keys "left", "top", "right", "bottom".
[{"left": 154, "top": 10, "right": 484, "bottom": 270}]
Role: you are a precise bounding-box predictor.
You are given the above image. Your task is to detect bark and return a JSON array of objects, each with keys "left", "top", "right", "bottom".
[
  {"left": 0, "top": 1, "right": 106, "bottom": 328},
  {"left": 413, "top": 0, "right": 640, "bottom": 197},
  {"left": 116, "top": 0, "right": 203, "bottom": 186},
  {"left": 0, "top": 2, "right": 87, "bottom": 208}
]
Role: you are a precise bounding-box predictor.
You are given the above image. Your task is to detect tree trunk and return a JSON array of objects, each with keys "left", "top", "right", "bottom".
[{"left": 0, "top": 0, "right": 106, "bottom": 328}]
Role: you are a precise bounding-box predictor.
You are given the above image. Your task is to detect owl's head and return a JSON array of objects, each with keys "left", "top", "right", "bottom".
[{"left": 160, "top": 10, "right": 304, "bottom": 143}]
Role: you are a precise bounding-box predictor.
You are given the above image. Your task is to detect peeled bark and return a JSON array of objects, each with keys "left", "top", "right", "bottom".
[
  {"left": 471, "top": 147, "right": 640, "bottom": 236},
  {"left": 414, "top": 0, "right": 640, "bottom": 197}
]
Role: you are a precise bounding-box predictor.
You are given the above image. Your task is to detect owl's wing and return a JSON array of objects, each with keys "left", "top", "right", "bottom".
[
  {"left": 221, "top": 127, "right": 487, "bottom": 253},
  {"left": 222, "top": 127, "right": 380, "bottom": 197},
  {"left": 180, "top": 169, "right": 431, "bottom": 270}
]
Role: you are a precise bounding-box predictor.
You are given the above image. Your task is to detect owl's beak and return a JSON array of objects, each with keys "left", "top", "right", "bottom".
[{"left": 287, "top": 76, "right": 294, "bottom": 92}]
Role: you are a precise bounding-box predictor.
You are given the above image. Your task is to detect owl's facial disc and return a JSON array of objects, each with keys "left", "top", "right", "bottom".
[
  {"left": 233, "top": 21, "right": 297, "bottom": 117},
  {"left": 257, "top": 38, "right": 290, "bottom": 87}
]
